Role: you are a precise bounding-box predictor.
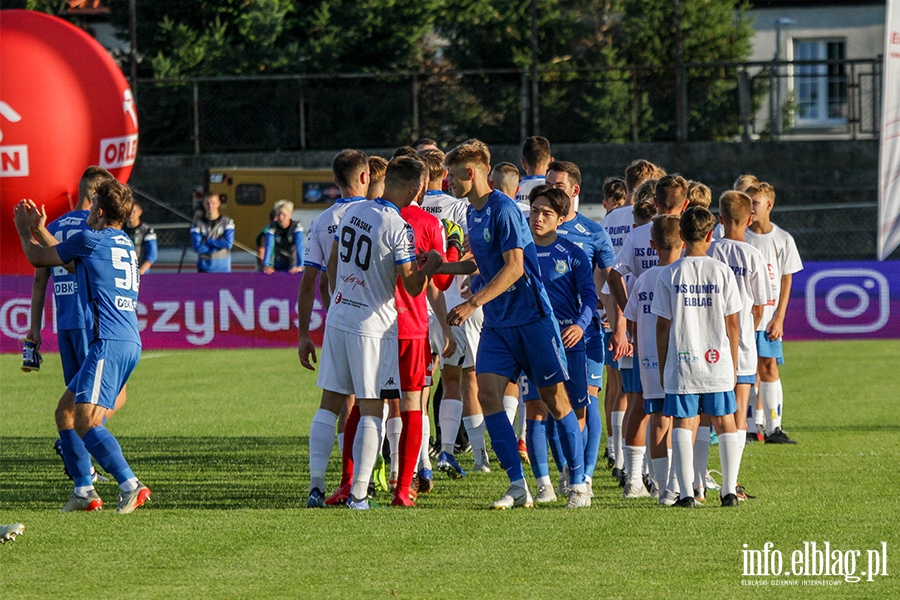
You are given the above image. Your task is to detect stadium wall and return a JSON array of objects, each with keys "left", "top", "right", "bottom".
[{"left": 1, "top": 262, "right": 897, "bottom": 353}]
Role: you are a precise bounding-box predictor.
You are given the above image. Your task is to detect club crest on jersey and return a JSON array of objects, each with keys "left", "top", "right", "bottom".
[
  {"left": 555, "top": 259, "right": 567, "bottom": 274},
  {"left": 705, "top": 349, "right": 721, "bottom": 364},
  {"left": 483, "top": 228, "right": 491, "bottom": 242}
]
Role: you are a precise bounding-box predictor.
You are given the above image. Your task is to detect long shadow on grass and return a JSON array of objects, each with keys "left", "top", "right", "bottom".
[{"left": 0, "top": 436, "right": 308, "bottom": 510}]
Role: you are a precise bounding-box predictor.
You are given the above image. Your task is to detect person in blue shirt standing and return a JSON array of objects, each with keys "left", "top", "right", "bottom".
[
  {"left": 262, "top": 199, "right": 305, "bottom": 274},
  {"left": 441, "top": 141, "right": 589, "bottom": 509},
  {"left": 545, "top": 161, "right": 616, "bottom": 497},
  {"left": 520, "top": 186, "right": 598, "bottom": 504},
  {"left": 191, "top": 193, "right": 235, "bottom": 273},
  {"left": 14, "top": 179, "right": 150, "bottom": 514},
  {"left": 123, "top": 198, "right": 158, "bottom": 275}
]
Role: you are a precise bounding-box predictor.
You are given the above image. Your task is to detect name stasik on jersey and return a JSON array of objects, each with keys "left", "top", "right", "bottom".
[
  {"left": 327, "top": 198, "right": 416, "bottom": 338},
  {"left": 468, "top": 190, "right": 554, "bottom": 328},
  {"left": 623, "top": 266, "right": 666, "bottom": 399},
  {"left": 55, "top": 228, "right": 141, "bottom": 345},
  {"left": 744, "top": 225, "right": 803, "bottom": 333},
  {"left": 709, "top": 238, "right": 772, "bottom": 376},
  {"left": 650, "top": 256, "right": 742, "bottom": 395},
  {"left": 303, "top": 196, "right": 368, "bottom": 272},
  {"left": 46, "top": 210, "right": 91, "bottom": 332}
]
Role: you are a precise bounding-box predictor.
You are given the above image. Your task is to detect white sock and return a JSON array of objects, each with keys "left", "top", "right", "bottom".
[
  {"left": 536, "top": 475, "right": 552, "bottom": 488},
  {"left": 625, "top": 446, "right": 645, "bottom": 486},
  {"left": 672, "top": 428, "right": 694, "bottom": 499},
  {"left": 386, "top": 417, "right": 402, "bottom": 480},
  {"left": 120, "top": 477, "right": 139, "bottom": 493},
  {"left": 753, "top": 387, "right": 764, "bottom": 428},
  {"left": 74, "top": 485, "right": 94, "bottom": 497},
  {"left": 502, "top": 395, "right": 518, "bottom": 426},
  {"left": 418, "top": 412, "right": 432, "bottom": 471},
  {"left": 607, "top": 436, "right": 614, "bottom": 459},
  {"left": 651, "top": 457, "right": 668, "bottom": 492},
  {"left": 463, "top": 414, "right": 487, "bottom": 465},
  {"left": 693, "top": 427, "right": 711, "bottom": 491},
  {"left": 308, "top": 409, "right": 337, "bottom": 493},
  {"left": 760, "top": 380, "right": 783, "bottom": 434},
  {"left": 350, "top": 416, "right": 383, "bottom": 501},
  {"left": 439, "top": 399, "right": 463, "bottom": 454},
  {"left": 517, "top": 396, "right": 527, "bottom": 440},
  {"left": 665, "top": 449, "right": 680, "bottom": 496},
  {"left": 611, "top": 411, "right": 625, "bottom": 470},
  {"left": 718, "top": 432, "right": 741, "bottom": 497}
]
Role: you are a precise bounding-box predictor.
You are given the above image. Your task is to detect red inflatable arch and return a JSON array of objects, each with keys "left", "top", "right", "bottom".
[{"left": 0, "top": 9, "right": 138, "bottom": 274}]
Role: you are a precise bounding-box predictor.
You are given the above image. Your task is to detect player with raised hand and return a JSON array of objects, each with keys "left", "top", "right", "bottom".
[
  {"left": 298, "top": 149, "right": 370, "bottom": 508},
  {"left": 440, "top": 141, "right": 589, "bottom": 509},
  {"left": 317, "top": 156, "right": 443, "bottom": 510},
  {"left": 14, "top": 180, "right": 150, "bottom": 514}
]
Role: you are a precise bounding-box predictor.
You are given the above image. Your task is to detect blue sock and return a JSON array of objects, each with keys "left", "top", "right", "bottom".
[
  {"left": 583, "top": 397, "right": 602, "bottom": 479},
  {"left": 58, "top": 429, "right": 93, "bottom": 489},
  {"left": 546, "top": 417, "right": 567, "bottom": 473},
  {"left": 525, "top": 419, "right": 550, "bottom": 480},
  {"left": 82, "top": 426, "right": 135, "bottom": 485},
  {"left": 484, "top": 412, "right": 524, "bottom": 483},
  {"left": 556, "top": 411, "right": 586, "bottom": 486}
]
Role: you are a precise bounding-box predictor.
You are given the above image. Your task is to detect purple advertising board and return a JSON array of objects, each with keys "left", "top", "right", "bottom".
[{"left": 1, "top": 261, "right": 898, "bottom": 353}]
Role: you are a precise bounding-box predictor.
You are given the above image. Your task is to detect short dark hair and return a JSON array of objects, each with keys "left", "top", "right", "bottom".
[
  {"left": 522, "top": 136, "right": 551, "bottom": 169},
  {"left": 368, "top": 156, "right": 388, "bottom": 184},
  {"left": 547, "top": 160, "right": 582, "bottom": 187},
  {"left": 528, "top": 184, "right": 570, "bottom": 217},
  {"left": 333, "top": 149, "right": 369, "bottom": 188},
  {"left": 79, "top": 166, "right": 115, "bottom": 203},
  {"left": 96, "top": 179, "right": 133, "bottom": 227},
  {"left": 417, "top": 148, "right": 446, "bottom": 182},
  {"left": 392, "top": 146, "right": 418, "bottom": 158},
  {"left": 650, "top": 214, "right": 682, "bottom": 250},
  {"left": 412, "top": 137, "right": 438, "bottom": 150},
  {"left": 680, "top": 206, "right": 718, "bottom": 242},
  {"left": 603, "top": 176, "right": 627, "bottom": 205},
  {"left": 385, "top": 156, "right": 427, "bottom": 188},
  {"left": 633, "top": 197, "right": 657, "bottom": 225},
  {"left": 655, "top": 174, "right": 689, "bottom": 211}
]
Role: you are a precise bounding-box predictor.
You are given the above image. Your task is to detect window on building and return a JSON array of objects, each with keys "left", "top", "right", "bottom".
[
  {"left": 235, "top": 184, "right": 265, "bottom": 206},
  {"left": 792, "top": 39, "right": 848, "bottom": 126}
]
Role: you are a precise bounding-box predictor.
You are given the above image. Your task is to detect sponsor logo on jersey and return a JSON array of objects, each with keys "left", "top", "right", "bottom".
[
  {"left": 334, "top": 293, "right": 342, "bottom": 304},
  {"left": 55, "top": 216, "right": 86, "bottom": 227},
  {"left": 677, "top": 351, "right": 699, "bottom": 363},
  {"left": 385, "top": 377, "right": 397, "bottom": 387},
  {"left": 54, "top": 281, "right": 76, "bottom": 296},
  {"left": 705, "top": 349, "right": 721, "bottom": 363},
  {"left": 115, "top": 296, "right": 136, "bottom": 311}
]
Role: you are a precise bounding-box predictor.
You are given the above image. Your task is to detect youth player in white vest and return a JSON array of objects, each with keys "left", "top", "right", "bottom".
[
  {"left": 651, "top": 206, "right": 743, "bottom": 508},
  {"left": 744, "top": 182, "right": 803, "bottom": 444}
]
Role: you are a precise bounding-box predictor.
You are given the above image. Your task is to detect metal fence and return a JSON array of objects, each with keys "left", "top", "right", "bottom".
[{"left": 134, "top": 58, "right": 883, "bottom": 154}]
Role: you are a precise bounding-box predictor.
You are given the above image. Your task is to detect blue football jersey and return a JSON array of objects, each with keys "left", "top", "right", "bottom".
[
  {"left": 46, "top": 210, "right": 91, "bottom": 332},
  {"left": 56, "top": 228, "right": 141, "bottom": 345},
  {"left": 535, "top": 237, "right": 597, "bottom": 336},
  {"left": 467, "top": 190, "right": 554, "bottom": 327},
  {"left": 556, "top": 213, "right": 616, "bottom": 271}
]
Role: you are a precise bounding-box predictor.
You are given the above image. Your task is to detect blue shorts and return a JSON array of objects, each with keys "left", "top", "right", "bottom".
[
  {"left": 601, "top": 328, "right": 615, "bottom": 366},
  {"left": 584, "top": 327, "right": 605, "bottom": 389},
  {"left": 663, "top": 391, "right": 736, "bottom": 419},
  {"left": 620, "top": 367, "right": 640, "bottom": 394},
  {"left": 644, "top": 397, "right": 665, "bottom": 414},
  {"left": 58, "top": 328, "right": 90, "bottom": 386},
  {"left": 477, "top": 317, "right": 568, "bottom": 387},
  {"left": 68, "top": 340, "right": 140, "bottom": 409},
  {"left": 756, "top": 331, "right": 784, "bottom": 365},
  {"left": 518, "top": 345, "right": 588, "bottom": 408},
  {"left": 736, "top": 375, "right": 756, "bottom": 386}
]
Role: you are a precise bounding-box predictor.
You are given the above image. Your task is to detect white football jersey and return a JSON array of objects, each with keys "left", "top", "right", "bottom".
[
  {"left": 745, "top": 225, "right": 803, "bottom": 332},
  {"left": 303, "top": 196, "right": 368, "bottom": 271},
  {"left": 709, "top": 238, "right": 772, "bottom": 376},
  {"left": 613, "top": 222, "right": 658, "bottom": 283},
  {"left": 327, "top": 199, "right": 416, "bottom": 337},
  {"left": 419, "top": 190, "right": 470, "bottom": 309},
  {"left": 515, "top": 175, "right": 545, "bottom": 205},
  {"left": 600, "top": 205, "right": 634, "bottom": 255},
  {"left": 651, "top": 256, "right": 743, "bottom": 395},
  {"left": 623, "top": 266, "right": 667, "bottom": 399}
]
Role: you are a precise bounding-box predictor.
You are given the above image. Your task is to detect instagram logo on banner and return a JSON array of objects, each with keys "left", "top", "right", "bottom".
[{"left": 806, "top": 269, "right": 890, "bottom": 334}]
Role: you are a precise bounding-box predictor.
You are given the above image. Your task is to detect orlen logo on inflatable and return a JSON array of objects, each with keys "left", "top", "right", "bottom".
[
  {"left": 100, "top": 133, "right": 139, "bottom": 169},
  {"left": 0, "top": 101, "right": 28, "bottom": 177}
]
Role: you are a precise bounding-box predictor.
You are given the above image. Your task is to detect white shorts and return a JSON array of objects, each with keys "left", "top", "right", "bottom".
[
  {"left": 441, "top": 305, "right": 484, "bottom": 371},
  {"left": 428, "top": 312, "right": 444, "bottom": 356},
  {"left": 317, "top": 326, "right": 401, "bottom": 400}
]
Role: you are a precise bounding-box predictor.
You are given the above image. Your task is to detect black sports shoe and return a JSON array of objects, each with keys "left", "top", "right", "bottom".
[
  {"left": 643, "top": 473, "right": 652, "bottom": 493},
  {"left": 674, "top": 496, "right": 696, "bottom": 508},
  {"left": 736, "top": 484, "right": 756, "bottom": 500},
  {"left": 764, "top": 427, "right": 797, "bottom": 444},
  {"left": 611, "top": 467, "right": 623, "bottom": 481},
  {"left": 53, "top": 439, "right": 72, "bottom": 479},
  {"left": 720, "top": 493, "right": 739, "bottom": 507},
  {"left": 745, "top": 431, "right": 758, "bottom": 444}
]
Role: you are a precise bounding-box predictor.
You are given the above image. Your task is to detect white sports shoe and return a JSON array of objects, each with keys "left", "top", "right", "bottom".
[
  {"left": 622, "top": 481, "right": 651, "bottom": 499},
  {"left": 705, "top": 470, "right": 721, "bottom": 491},
  {"left": 535, "top": 485, "right": 558, "bottom": 503},
  {"left": 584, "top": 475, "right": 594, "bottom": 498},
  {"left": 659, "top": 489, "right": 679, "bottom": 506},
  {"left": 0, "top": 524, "right": 25, "bottom": 544},
  {"left": 565, "top": 484, "right": 590, "bottom": 509},
  {"left": 556, "top": 465, "right": 570, "bottom": 496},
  {"left": 490, "top": 485, "right": 534, "bottom": 510}
]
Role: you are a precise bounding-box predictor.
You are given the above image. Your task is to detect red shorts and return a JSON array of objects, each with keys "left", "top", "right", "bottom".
[{"left": 399, "top": 338, "right": 430, "bottom": 392}]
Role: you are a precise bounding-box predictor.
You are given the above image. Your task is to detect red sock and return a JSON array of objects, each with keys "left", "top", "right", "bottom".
[
  {"left": 395, "top": 409, "right": 423, "bottom": 498},
  {"left": 341, "top": 405, "right": 360, "bottom": 487}
]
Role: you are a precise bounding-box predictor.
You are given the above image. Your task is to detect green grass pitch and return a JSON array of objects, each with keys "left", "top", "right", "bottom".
[{"left": 1, "top": 340, "right": 898, "bottom": 599}]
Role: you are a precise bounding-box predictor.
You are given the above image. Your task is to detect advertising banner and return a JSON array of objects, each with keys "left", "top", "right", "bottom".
[
  {"left": 879, "top": 0, "right": 900, "bottom": 259},
  {"left": 1, "top": 261, "right": 898, "bottom": 353}
]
